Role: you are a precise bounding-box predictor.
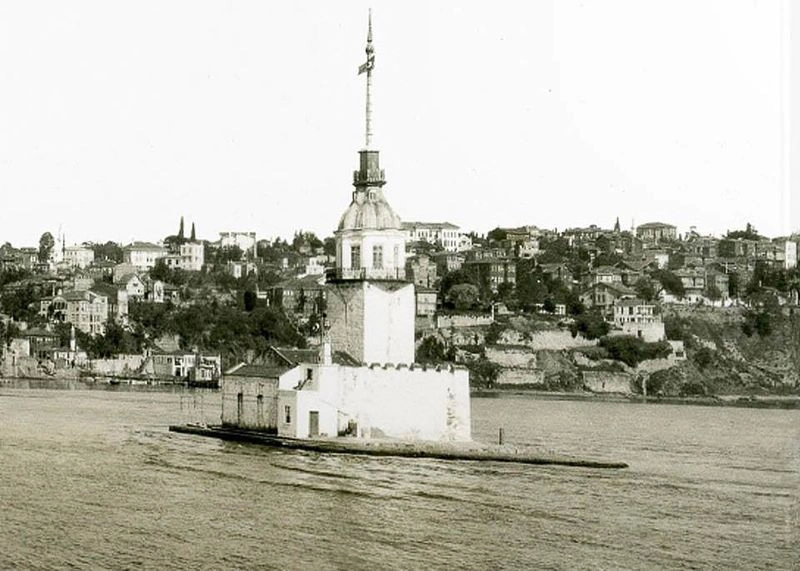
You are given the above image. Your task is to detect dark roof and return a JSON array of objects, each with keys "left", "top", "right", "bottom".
[
  {"left": 637, "top": 222, "right": 676, "bottom": 230},
  {"left": 270, "top": 347, "right": 320, "bottom": 366},
  {"left": 586, "top": 281, "right": 635, "bottom": 295},
  {"left": 124, "top": 242, "right": 165, "bottom": 251},
  {"left": 402, "top": 221, "right": 459, "bottom": 230},
  {"left": 272, "top": 274, "right": 326, "bottom": 290},
  {"left": 224, "top": 363, "right": 289, "bottom": 378},
  {"left": 23, "top": 327, "right": 59, "bottom": 338},
  {"left": 332, "top": 351, "right": 361, "bottom": 366}
]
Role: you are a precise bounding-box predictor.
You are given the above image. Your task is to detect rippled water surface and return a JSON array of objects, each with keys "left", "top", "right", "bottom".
[{"left": 1, "top": 381, "right": 797, "bottom": 570}]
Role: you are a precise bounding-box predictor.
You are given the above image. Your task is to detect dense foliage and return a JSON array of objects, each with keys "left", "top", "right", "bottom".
[{"left": 598, "top": 336, "right": 672, "bottom": 367}]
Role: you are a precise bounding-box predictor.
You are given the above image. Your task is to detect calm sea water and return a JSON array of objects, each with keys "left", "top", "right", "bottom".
[{"left": 1, "top": 380, "right": 797, "bottom": 570}]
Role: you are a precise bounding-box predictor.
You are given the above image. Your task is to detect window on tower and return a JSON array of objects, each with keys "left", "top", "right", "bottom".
[
  {"left": 372, "top": 245, "right": 383, "bottom": 269},
  {"left": 351, "top": 245, "right": 361, "bottom": 269}
]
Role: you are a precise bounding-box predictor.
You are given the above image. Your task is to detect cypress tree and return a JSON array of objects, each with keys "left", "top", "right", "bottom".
[
  {"left": 178, "top": 216, "right": 185, "bottom": 242},
  {"left": 190, "top": 222, "right": 196, "bottom": 242}
]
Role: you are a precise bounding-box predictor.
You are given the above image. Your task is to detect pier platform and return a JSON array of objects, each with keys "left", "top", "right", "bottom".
[{"left": 168, "top": 424, "right": 628, "bottom": 469}]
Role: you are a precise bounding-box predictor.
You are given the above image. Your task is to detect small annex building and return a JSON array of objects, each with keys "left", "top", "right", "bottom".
[{"left": 222, "top": 351, "right": 470, "bottom": 441}]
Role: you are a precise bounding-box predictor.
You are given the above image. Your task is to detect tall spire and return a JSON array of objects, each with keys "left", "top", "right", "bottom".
[
  {"left": 358, "top": 9, "right": 376, "bottom": 149},
  {"left": 352, "top": 9, "right": 384, "bottom": 189}
]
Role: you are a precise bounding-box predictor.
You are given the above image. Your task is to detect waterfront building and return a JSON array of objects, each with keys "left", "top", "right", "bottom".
[{"left": 222, "top": 13, "right": 471, "bottom": 442}]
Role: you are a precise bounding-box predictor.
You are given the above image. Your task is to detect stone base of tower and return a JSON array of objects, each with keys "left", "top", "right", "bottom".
[{"left": 327, "top": 280, "right": 415, "bottom": 365}]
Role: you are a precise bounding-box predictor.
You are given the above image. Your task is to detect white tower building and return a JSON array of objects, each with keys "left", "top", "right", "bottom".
[{"left": 327, "top": 11, "right": 415, "bottom": 365}]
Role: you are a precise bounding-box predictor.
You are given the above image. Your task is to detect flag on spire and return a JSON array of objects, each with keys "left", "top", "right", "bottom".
[
  {"left": 358, "top": 9, "right": 374, "bottom": 75},
  {"left": 358, "top": 56, "right": 374, "bottom": 75}
]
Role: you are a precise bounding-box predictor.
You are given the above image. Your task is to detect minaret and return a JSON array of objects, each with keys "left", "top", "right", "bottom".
[{"left": 327, "top": 11, "right": 415, "bottom": 365}]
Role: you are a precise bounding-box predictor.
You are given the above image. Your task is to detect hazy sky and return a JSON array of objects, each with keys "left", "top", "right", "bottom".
[{"left": 0, "top": 1, "right": 795, "bottom": 247}]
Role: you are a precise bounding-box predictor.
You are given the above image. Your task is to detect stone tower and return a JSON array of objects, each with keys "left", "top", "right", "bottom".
[{"left": 327, "top": 11, "right": 415, "bottom": 365}]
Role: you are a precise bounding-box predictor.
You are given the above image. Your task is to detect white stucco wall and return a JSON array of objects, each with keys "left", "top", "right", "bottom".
[
  {"left": 277, "top": 363, "right": 471, "bottom": 442},
  {"left": 362, "top": 282, "right": 415, "bottom": 364},
  {"left": 328, "top": 281, "right": 415, "bottom": 365}
]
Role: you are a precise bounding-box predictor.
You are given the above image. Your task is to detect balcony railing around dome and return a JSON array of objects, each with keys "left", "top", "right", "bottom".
[
  {"left": 353, "top": 168, "right": 385, "bottom": 185},
  {"left": 326, "top": 267, "right": 406, "bottom": 281}
]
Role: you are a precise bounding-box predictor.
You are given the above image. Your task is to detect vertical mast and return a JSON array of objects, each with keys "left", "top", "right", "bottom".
[{"left": 359, "top": 9, "right": 375, "bottom": 149}]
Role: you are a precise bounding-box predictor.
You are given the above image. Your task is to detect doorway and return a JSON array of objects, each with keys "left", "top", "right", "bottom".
[{"left": 308, "top": 411, "right": 319, "bottom": 438}]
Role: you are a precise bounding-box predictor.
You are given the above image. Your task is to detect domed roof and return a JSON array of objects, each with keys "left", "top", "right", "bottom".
[{"left": 337, "top": 191, "right": 401, "bottom": 231}]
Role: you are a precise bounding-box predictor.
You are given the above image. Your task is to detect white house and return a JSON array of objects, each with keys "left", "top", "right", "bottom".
[
  {"left": 123, "top": 242, "right": 167, "bottom": 271},
  {"left": 62, "top": 245, "right": 95, "bottom": 269}
]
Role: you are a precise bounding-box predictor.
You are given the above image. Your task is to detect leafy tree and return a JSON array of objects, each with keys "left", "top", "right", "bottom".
[
  {"left": 323, "top": 237, "right": 336, "bottom": 257},
  {"left": 416, "top": 336, "right": 454, "bottom": 364},
  {"left": 704, "top": 283, "right": 722, "bottom": 305},
  {"left": 693, "top": 347, "right": 714, "bottom": 370},
  {"left": 447, "top": 283, "right": 480, "bottom": 310},
  {"left": 0, "top": 283, "right": 40, "bottom": 322},
  {"left": 38, "top": 232, "right": 55, "bottom": 263},
  {"left": 667, "top": 252, "right": 685, "bottom": 271},
  {"left": 726, "top": 222, "right": 763, "bottom": 241},
  {"left": 728, "top": 272, "right": 740, "bottom": 298},
  {"left": 542, "top": 296, "right": 556, "bottom": 313},
  {"left": 439, "top": 269, "right": 478, "bottom": 301},
  {"left": 537, "top": 237, "right": 571, "bottom": 263},
  {"left": 243, "top": 290, "right": 258, "bottom": 312},
  {"left": 466, "top": 356, "right": 501, "bottom": 388},
  {"left": 91, "top": 241, "right": 123, "bottom": 262},
  {"left": 652, "top": 269, "right": 685, "bottom": 299},
  {"left": 634, "top": 277, "right": 657, "bottom": 302},
  {"left": 0, "top": 320, "right": 21, "bottom": 348},
  {"left": 599, "top": 336, "right": 672, "bottom": 367},
  {"left": 486, "top": 227, "right": 507, "bottom": 243},
  {"left": 569, "top": 310, "right": 610, "bottom": 340},
  {"left": 663, "top": 316, "right": 686, "bottom": 341},
  {"left": 495, "top": 281, "right": 514, "bottom": 303}
]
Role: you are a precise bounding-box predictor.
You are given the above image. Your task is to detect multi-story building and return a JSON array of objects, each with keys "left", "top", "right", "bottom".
[
  {"left": 580, "top": 281, "right": 636, "bottom": 316},
  {"left": 673, "top": 269, "right": 706, "bottom": 303},
  {"left": 402, "top": 222, "right": 461, "bottom": 252},
  {"left": 114, "top": 273, "right": 146, "bottom": 301},
  {"left": 431, "top": 251, "right": 465, "bottom": 274},
  {"left": 162, "top": 241, "right": 205, "bottom": 272},
  {"left": 62, "top": 245, "right": 95, "bottom": 269},
  {"left": 63, "top": 290, "right": 108, "bottom": 335},
  {"left": 562, "top": 225, "right": 613, "bottom": 248},
  {"left": 405, "top": 253, "right": 438, "bottom": 288},
  {"left": 91, "top": 284, "right": 129, "bottom": 325},
  {"left": 268, "top": 274, "right": 327, "bottom": 318},
  {"left": 123, "top": 242, "right": 167, "bottom": 271},
  {"left": 613, "top": 298, "right": 665, "bottom": 342},
  {"left": 463, "top": 257, "right": 516, "bottom": 292},
  {"left": 636, "top": 222, "right": 677, "bottom": 244},
  {"left": 588, "top": 265, "right": 624, "bottom": 286}
]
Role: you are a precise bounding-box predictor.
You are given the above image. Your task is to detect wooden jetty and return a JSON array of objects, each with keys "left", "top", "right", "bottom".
[{"left": 169, "top": 424, "right": 629, "bottom": 469}]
